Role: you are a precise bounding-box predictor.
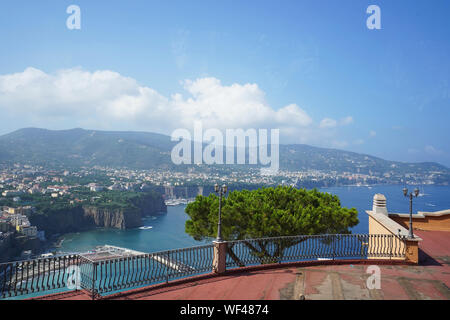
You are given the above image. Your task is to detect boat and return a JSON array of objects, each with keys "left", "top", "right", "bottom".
[{"left": 165, "top": 199, "right": 182, "bottom": 206}]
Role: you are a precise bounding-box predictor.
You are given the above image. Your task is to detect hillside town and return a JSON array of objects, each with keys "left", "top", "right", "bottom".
[
  {"left": 0, "top": 161, "right": 445, "bottom": 262},
  {"left": 0, "top": 160, "right": 442, "bottom": 196}
]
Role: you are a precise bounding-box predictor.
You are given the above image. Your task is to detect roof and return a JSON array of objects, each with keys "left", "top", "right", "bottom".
[
  {"left": 390, "top": 209, "right": 450, "bottom": 219},
  {"left": 366, "top": 210, "right": 422, "bottom": 241}
]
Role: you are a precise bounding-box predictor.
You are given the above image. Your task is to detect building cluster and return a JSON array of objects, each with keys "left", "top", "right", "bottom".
[
  {"left": 0, "top": 205, "right": 45, "bottom": 248},
  {"left": 0, "top": 162, "right": 435, "bottom": 204}
]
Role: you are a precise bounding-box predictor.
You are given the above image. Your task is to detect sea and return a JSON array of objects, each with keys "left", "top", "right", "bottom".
[{"left": 58, "top": 184, "right": 450, "bottom": 254}]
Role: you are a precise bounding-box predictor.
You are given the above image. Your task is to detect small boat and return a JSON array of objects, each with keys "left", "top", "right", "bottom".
[{"left": 165, "top": 199, "right": 182, "bottom": 206}]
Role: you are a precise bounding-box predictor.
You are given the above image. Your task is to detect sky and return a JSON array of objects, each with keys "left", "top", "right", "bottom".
[{"left": 0, "top": 0, "right": 449, "bottom": 166}]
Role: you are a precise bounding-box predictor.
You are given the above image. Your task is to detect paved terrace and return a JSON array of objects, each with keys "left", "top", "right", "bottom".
[{"left": 33, "top": 230, "right": 450, "bottom": 300}]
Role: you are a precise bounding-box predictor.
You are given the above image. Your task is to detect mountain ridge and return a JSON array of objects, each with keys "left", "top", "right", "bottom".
[{"left": 0, "top": 128, "right": 448, "bottom": 178}]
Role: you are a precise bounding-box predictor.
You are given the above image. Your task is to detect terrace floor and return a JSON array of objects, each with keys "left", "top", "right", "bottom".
[{"left": 33, "top": 230, "right": 450, "bottom": 300}]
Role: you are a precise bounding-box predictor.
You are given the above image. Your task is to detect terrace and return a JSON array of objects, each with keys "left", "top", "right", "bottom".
[{"left": 0, "top": 194, "right": 449, "bottom": 300}]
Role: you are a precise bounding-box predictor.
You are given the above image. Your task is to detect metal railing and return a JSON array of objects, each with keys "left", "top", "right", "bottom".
[
  {"left": 0, "top": 255, "right": 79, "bottom": 299},
  {"left": 82, "top": 244, "right": 215, "bottom": 298},
  {"left": 0, "top": 234, "right": 406, "bottom": 300}
]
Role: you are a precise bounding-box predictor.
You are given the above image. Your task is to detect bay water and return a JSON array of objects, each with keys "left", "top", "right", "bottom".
[{"left": 59, "top": 185, "right": 450, "bottom": 254}]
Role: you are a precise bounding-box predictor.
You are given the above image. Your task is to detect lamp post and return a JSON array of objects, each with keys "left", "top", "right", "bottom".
[
  {"left": 214, "top": 184, "right": 227, "bottom": 242},
  {"left": 403, "top": 187, "right": 419, "bottom": 239}
]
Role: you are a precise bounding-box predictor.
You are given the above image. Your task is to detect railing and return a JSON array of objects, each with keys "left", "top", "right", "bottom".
[
  {"left": 81, "top": 244, "right": 215, "bottom": 298},
  {"left": 225, "top": 234, "right": 406, "bottom": 268},
  {"left": 0, "top": 234, "right": 407, "bottom": 300},
  {"left": 0, "top": 255, "right": 79, "bottom": 299}
]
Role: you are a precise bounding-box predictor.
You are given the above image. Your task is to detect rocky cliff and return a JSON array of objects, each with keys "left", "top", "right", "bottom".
[
  {"left": 29, "top": 206, "right": 90, "bottom": 235},
  {"left": 29, "top": 191, "right": 167, "bottom": 235},
  {"left": 0, "top": 234, "right": 42, "bottom": 263},
  {"left": 82, "top": 206, "right": 141, "bottom": 229},
  {"left": 131, "top": 191, "right": 167, "bottom": 216}
]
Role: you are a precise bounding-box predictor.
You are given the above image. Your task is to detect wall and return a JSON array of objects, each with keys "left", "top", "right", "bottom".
[
  {"left": 389, "top": 211, "right": 450, "bottom": 232},
  {"left": 367, "top": 215, "right": 406, "bottom": 260}
]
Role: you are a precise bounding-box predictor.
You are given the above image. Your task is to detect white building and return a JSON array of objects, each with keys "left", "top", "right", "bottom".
[
  {"left": 90, "top": 185, "right": 104, "bottom": 192},
  {"left": 10, "top": 214, "right": 29, "bottom": 227},
  {"left": 20, "top": 226, "right": 38, "bottom": 238}
]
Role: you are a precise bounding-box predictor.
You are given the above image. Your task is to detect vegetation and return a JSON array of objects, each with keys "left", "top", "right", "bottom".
[
  {"left": 185, "top": 186, "right": 358, "bottom": 264},
  {"left": 0, "top": 189, "right": 160, "bottom": 216},
  {"left": 0, "top": 128, "right": 448, "bottom": 182},
  {"left": 24, "top": 190, "right": 164, "bottom": 236},
  {"left": 88, "top": 190, "right": 161, "bottom": 210}
]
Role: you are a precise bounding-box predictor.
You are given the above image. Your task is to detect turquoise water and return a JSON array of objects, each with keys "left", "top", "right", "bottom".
[
  {"left": 59, "top": 185, "right": 450, "bottom": 254},
  {"left": 59, "top": 207, "right": 209, "bottom": 254}
]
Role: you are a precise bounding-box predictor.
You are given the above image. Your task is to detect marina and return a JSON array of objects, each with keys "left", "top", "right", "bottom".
[{"left": 164, "top": 198, "right": 195, "bottom": 206}]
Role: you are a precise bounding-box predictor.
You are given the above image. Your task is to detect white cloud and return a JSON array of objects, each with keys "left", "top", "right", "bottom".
[
  {"left": 319, "top": 116, "right": 354, "bottom": 129},
  {"left": 0, "top": 67, "right": 351, "bottom": 147},
  {"left": 319, "top": 118, "right": 337, "bottom": 128},
  {"left": 369, "top": 130, "right": 376, "bottom": 137}
]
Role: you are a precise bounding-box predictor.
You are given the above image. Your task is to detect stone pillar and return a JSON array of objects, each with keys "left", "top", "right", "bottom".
[
  {"left": 213, "top": 241, "right": 227, "bottom": 274},
  {"left": 404, "top": 240, "right": 419, "bottom": 264}
]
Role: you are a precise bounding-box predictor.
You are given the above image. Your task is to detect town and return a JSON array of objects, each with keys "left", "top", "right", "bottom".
[{"left": 0, "top": 160, "right": 441, "bottom": 262}]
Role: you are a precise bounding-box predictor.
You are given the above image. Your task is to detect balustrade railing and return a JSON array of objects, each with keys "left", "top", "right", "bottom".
[
  {"left": 225, "top": 234, "right": 406, "bottom": 268},
  {"left": 0, "top": 255, "right": 79, "bottom": 299},
  {"left": 0, "top": 234, "right": 406, "bottom": 300}
]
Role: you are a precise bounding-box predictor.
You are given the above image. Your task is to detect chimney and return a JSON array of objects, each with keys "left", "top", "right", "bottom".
[{"left": 373, "top": 193, "right": 388, "bottom": 215}]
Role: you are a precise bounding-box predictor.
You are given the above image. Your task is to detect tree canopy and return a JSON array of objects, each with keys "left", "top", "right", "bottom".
[
  {"left": 185, "top": 186, "right": 359, "bottom": 264},
  {"left": 185, "top": 186, "right": 358, "bottom": 241}
]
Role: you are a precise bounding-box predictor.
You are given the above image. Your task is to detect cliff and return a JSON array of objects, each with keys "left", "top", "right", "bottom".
[
  {"left": 82, "top": 206, "right": 141, "bottom": 229},
  {"left": 0, "top": 234, "right": 42, "bottom": 263},
  {"left": 130, "top": 191, "right": 167, "bottom": 216},
  {"left": 29, "top": 191, "right": 167, "bottom": 235},
  {"left": 29, "top": 206, "right": 91, "bottom": 235}
]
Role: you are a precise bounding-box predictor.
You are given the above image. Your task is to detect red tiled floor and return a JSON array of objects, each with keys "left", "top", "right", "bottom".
[
  {"left": 416, "top": 230, "right": 450, "bottom": 258},
  {"left": 378, "top": 276, "right": 411, "bottom": 300}
]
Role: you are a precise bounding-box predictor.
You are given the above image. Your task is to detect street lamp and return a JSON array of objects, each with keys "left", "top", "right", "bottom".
[
  {"left": 403, "top": 187, "right": 419, "bottom": 239},
  {"left": 214, "top": 184, "right": 227, "bottom": 242}
]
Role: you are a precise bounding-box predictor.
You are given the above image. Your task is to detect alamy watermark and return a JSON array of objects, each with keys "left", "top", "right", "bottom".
[
  {"left": 366, "top": 265, "right": 381, "bottom": 290},
  {"left": 366, "top": 5, "right": 381, "bottom": 30},
  {"left": 65, "top": 5, "right": 379, "bottom": 31},
  {"left": 170, "top": 122, "right": 279, "bottom": 175},
  {"left": 66, "top": 5, "right": 81, "bottom": 30},
  {"left": 66, "top": 265, "right": 81, "bottom": 290}
]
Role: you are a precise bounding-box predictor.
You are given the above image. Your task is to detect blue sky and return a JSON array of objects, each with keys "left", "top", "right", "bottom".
[{"left": 0, "top": 0, "right": 449, "bottom": 166}]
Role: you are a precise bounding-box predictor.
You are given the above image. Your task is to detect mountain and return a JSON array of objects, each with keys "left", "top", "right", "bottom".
[
  {"left": 0, "top": 128, "right": 448, "bottom": 180},
  {"left": 0, "top": 128, "right": 174, "bottom": 169},
  {"left": 278, "top": 144, "right": 448, "bottom": 175}
]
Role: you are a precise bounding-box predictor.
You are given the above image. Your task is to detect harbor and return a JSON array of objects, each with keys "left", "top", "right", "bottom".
[{"left": 164, "top": 198, "right": 195, "bottom": 206}]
